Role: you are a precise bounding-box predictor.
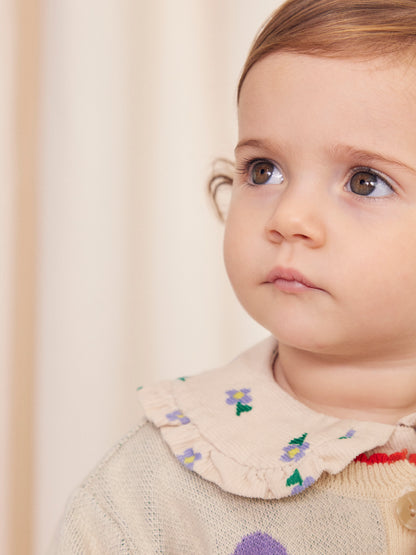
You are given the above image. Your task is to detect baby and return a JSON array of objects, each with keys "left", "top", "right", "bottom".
[{"left": 52, "top": 0, "right": 416, "bottom": 553}]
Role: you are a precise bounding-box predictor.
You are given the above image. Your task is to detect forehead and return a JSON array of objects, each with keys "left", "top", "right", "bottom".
[{"left": 237, "top": 52, "right": 416, "bottom": 158}]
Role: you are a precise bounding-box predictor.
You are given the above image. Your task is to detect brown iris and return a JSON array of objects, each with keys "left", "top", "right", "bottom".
[
  {"left": 251, "top": 161, "right": 274, "bottom": 185},
  {"left": 350, "top": 171, "right": 378, "bottom": 196}
]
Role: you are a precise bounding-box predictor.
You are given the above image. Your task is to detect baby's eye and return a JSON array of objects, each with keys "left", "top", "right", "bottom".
[
  {"left": 248, "top": 160, "right": 284, "bottom": 186},
  {"left": 346, "top": 170, "right": 394, "bottom": 197}
]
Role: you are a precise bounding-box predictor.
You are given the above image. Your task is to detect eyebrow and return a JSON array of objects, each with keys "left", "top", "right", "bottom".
[
  {"left": 329, "top": 144, "right": 416, "bottom": 176},
  {"left": 235, "top": 139, "right": 416, "bottom": 176},
  {"left": 235, "top": 138, "right": 276, "bottom": 153}
]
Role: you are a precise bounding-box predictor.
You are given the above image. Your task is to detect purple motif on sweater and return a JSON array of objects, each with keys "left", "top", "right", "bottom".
[{"left": 233, "top": 532, "right": 289, "bottom": 554}]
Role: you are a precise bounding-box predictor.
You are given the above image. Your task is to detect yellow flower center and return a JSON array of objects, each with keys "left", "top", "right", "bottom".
[
  {"left": 233, "top": 391, "right": 245, "bottom": 400},
  {"left": 287, "top": 447, "right": 300, "bottom": 459}
]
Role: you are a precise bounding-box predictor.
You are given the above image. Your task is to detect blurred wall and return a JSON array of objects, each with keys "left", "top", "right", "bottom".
[{"left": 1, "top": 1, "right": 283, "bottom": 553}]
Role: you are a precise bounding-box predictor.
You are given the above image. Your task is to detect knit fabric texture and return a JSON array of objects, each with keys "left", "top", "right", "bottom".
[{"left": 50, "top": 338, "right": 416, "bottom": 554}]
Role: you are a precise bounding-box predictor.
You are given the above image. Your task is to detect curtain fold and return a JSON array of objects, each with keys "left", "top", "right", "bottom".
[
  {"left": 2, "top": 2, "right": 281, "bottom": 553},
  {"left": 0, "top": 0, "right": 16, "bottom": 551},
  {"left": 5, "top": 0, "right": 40, "bottom": 553}
]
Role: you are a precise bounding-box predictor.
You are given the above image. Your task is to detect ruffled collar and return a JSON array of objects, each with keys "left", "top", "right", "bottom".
[{"left": 138, "top": 337, "right": 416, "bottom": 500}]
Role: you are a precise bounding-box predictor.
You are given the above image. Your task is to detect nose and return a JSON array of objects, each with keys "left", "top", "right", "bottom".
[{"left": 266, "top": 185, "right": 326, "bottom": 248}]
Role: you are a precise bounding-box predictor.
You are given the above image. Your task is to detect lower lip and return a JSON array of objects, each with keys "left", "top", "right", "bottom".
[{"left": 271, "top": 279, "right": 317, "bottom": 293}]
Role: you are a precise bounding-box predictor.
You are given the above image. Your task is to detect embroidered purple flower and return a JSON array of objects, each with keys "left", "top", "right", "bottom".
[
  {"left": 233, "top": 532, "right": 289, "bottom": 554},
  {"left": 280, "top": 442, "right": 310, "bottom": 463},
  {"left": 338, "top": 429, "right": 356, "bottom": 439},
  {"left": 280, "top": 433, "right": 310, "bottom": 463},
  {"left": 286, "top": 468, "right": 315, "bottom": 496},
  {"left": 226, "top": 388, "right": 252, "bottom": 405},
  {"left": 166, "top": 409, "right": 190, "bottom": 425},
  {"left": 177, "top": 448, "right": 202, "bottom": 470},
  {"left": 290, "top": 476, "right": 315, "bottom": 496},
  {"left": 226, "top": 388, "right": 253, "bottom": 416}
]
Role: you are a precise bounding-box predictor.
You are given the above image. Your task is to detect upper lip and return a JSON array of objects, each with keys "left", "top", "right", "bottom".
[{"left": 265, "top": 266, "right": 322, "bottom": 290}]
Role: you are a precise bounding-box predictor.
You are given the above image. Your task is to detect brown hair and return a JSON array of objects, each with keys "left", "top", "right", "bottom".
[
  {"left": 238, "top": 0, "right": 416, "bottom": 99},
  {"left": 209, "top": 0, "right": 416, "bottom": 216}
]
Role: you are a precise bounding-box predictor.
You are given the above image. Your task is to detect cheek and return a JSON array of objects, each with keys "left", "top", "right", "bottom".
[
  {"left": 336, "top": 229, "right": 416, "bottom": 309},
  {"left": 223, "top": 206, "right": 256, "bottom": 287},
  {"left": 223, "top": 218, "right": 241, "bottom": 281}
]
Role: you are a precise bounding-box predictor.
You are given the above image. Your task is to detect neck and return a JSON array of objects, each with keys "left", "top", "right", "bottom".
[{"left": 274, "top": 344, "right": 416, "bottom": 424}]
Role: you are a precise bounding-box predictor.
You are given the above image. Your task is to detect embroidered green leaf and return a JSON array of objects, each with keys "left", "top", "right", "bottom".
[
  {"left": 236, "top": 402, "right": 253, "bottom": 416},
  {"left": 177, "top": 377, "right": 188, "bottom": 382},
  {"left": 289, "top": 433, "right": 308, "bottom": 446},
  {"left": 136, "top": 386, "right": 143, "bottom": 391},
  {"left": 286, "top": 469, "right": 303, "bottom": 488}
]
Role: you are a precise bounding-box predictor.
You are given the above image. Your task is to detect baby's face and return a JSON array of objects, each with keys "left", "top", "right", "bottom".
[{"left": 224, "top": 52, "right": 416, "bottom": 359}]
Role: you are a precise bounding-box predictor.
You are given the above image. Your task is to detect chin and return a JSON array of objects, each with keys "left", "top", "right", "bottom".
[{"left": 263, "top": 322, "right": 347, "bottom": 356}]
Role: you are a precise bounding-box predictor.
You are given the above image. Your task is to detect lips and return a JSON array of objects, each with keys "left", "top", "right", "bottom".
[{"left": 265, "top": 266, "right": 322, "bottom": 291}]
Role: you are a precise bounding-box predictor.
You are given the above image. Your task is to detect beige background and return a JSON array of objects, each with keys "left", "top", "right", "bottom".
[{"left": 1, "top": 1, "right": 283, "bottom": 553}]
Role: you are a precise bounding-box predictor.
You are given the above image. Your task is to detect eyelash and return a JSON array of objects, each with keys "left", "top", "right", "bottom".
[
  {"left": 235, "top": 157, "right": 396, "bottom": 197},
  {"left": 345, "top": 166, "right": 396, "bottom": 197},
  {"left": 235, "top": 157, "right": 252, "bottom": 178},
  {"left": 235, "top": 157, "right": 280, "bottom": 184}
]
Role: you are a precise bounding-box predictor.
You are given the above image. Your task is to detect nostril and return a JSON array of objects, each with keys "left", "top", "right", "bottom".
[{"left": 268, "top": 229, "right": 284, "bottom": 242}]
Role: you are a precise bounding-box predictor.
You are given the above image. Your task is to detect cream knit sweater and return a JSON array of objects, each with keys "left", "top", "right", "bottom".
[{"left": 51, "top": 338, "right": 416, "bottom": 554}]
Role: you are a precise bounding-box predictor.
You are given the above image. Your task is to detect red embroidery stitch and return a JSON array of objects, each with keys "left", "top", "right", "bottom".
[
  {"left": 354, "top": 450, "right": 413, "bottom": 465},
  {"left": 389, "top": 451, "right": 408, "bottom": 463}
]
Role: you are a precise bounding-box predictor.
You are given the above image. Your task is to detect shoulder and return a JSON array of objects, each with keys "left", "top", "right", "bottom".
[
  {"left": 50, "top": 420, "right": 179, "bottom": 553},
  {"left": 81, "top": 419, "right": 176, "bottom": 500}
]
